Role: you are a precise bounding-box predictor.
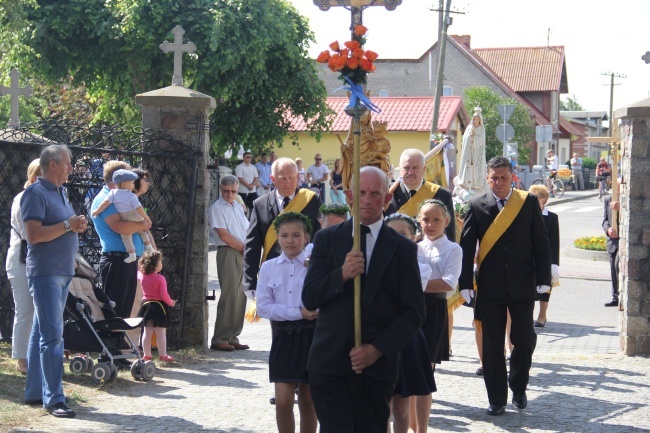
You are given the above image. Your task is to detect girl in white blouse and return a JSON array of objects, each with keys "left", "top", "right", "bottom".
[
  {"left": 256, "top": 212, "right": 318, "bottom": 433},
  {"left": 418, "top": 199, "right": 463, "bottom": 370}
]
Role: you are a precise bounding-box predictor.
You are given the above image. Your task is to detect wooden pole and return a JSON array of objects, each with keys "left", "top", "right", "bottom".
[{"left": 352, "top": 103, "right": 362, "bottom": 351}]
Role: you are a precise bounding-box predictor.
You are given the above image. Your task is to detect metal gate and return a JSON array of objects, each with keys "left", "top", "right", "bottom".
[{"left": 0, "top": 121, "right": 203, "bottom": 348}]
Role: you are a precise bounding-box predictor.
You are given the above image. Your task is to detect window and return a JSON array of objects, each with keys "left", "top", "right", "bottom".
[
  {"left": 378, "top": 88, "right": 388, "bottom": 97},
  {"left": 442, "top": 86, "right": 453, "bottom": 96}
]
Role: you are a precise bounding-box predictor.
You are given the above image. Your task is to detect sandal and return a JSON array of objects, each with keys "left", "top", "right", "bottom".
[
  {"left": 159, "top": 354, "right": 175, "bottom": 362},
  {"left": 142, "top": 355, "right": 152, "bottom": 361}
]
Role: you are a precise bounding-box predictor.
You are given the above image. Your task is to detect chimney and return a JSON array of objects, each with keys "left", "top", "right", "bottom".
[{"left": 451, "top": 35, "right": 471, "bottom": 49}]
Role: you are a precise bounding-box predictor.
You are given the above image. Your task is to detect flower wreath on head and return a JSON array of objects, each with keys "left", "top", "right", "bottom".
[
  {"left": 273, "top": 211, "right": 313, "bottom": 236},
  {"left": 319, "top": 203, "right": 350, "bottom": 216}
]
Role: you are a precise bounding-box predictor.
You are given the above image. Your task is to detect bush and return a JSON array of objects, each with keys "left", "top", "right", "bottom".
[
  {"left": 574, "top": 235, "right": 606, "bottom": 251},
  {"left": 582, "top": 157, "right": 597, "bottom": 169}
]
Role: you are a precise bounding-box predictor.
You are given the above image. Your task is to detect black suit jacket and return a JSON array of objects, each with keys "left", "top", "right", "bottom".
[
  {"left": 459, "top": 192, "right": 552, "bottom": 300},
  {"left": 544, "top": 211, "right": 560, "bottom": 266},
  {"left": 302, "top": 219, "right": 425, "bottom": 382},
  {"left": 602, "top": 196, "right": 619, "bottom": 254},
  {"left": 243, "top": 189, "right": 322, "bottom": 292},
  {"left": 385, "top": 182, "right": 456, "bottom": 242}
]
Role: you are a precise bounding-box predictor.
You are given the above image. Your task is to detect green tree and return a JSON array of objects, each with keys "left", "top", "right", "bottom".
[
  {"left": 464, "top": 86, "right": 535, "bottom": 163},
  {"left": 560, "top": 94, "right": 585, "bottom": 111},
  {"left": 1, "top": 0, "right": 332, "bottom": 156}
]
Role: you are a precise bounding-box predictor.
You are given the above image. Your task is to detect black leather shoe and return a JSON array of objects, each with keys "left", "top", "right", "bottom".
[
  {"left": 487, "top": 404, "right": 505, "bottom": 416},
  {"left": 604, "top": 299, "right": 618, "bottom": 307},
  {"left": 512, "top": 393, "right": 527, "bottom": 409},
  {"left": 45, "top": 402, "right": 76, "bottom": 418}
]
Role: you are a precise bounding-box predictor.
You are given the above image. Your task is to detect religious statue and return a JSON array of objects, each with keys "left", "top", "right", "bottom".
[
  {"left": 453, "top": 107, "right": 488, "bottom": 202},
  {"left": 339, "top": 111, "right": 392, "bottom": 190}
]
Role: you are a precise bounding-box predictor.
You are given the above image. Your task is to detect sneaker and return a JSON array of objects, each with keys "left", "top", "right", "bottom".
[
  {"left": 45, "top": 402, "right": 76, "bottom": 418},
  {"left": 159, "top": 354, "right": 175, "bottom": 362}
]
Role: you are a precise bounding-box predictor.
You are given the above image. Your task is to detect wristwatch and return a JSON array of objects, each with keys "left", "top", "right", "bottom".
[{"left": 63, "top": 220, "right": 71, "bottom": 232}]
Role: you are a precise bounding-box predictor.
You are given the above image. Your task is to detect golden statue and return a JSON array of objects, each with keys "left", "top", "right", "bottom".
[{"left": 339, "top": 110, "right": 391, "bottom": 190}]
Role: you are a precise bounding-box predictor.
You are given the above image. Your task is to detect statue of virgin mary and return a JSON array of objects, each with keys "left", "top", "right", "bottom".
[{"left": 453, "top": 107, "right": 488, "bottom": 202}]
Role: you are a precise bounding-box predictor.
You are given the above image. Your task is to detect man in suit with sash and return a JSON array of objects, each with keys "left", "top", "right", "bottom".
[
  {"left": 385, "top": 149, "right": 455, "bottom": 241},
  {"left": 459, "top": 156, "right": 551, "bottom": 416},
  {"left": 243, "top": 157, "right": 322, "bottom": 299},
  {"left": 303, "top": 166, "right": 425, "bottom": 433}
]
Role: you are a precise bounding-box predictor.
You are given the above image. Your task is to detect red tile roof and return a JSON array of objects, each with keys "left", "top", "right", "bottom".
[
  {"left": 290, "top": 96, "right": 468, "bottom": 133},
  {"left": 473, "top": 46, "right": 566, "bottom": 93}
]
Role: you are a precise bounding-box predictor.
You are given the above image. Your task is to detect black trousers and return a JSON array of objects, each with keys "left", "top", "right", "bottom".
[
  {"left": 239, "top": 192, "right": 258, "bottom": 214},
  {"left": 99, "top": 254, "right": 138, "bottom": 319},
  {"left": 309, "top": 371, "right": 394, "bottom": 433},
  {"left": 609, "top": 251, "right": 619, "bottom": 299},
  {"left": 477, "top": 294, "right": 537, "bottom": 406}
]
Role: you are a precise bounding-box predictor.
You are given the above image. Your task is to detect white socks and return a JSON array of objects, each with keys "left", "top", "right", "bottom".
[{"left": 124, "top": 253, "right": 137, "bottom": 263}]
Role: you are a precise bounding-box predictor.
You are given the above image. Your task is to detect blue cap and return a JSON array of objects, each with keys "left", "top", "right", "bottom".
[{"left": 112, "top": 169, "right": 138, "bottom": 185}]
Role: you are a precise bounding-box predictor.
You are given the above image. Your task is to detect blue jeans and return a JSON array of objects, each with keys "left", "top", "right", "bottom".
[
  {"left": 25, "top": 275, "right": 72, "bottom": 407},
  {"left": 329, "top": 188, "right": 346, "bottom": 206}
]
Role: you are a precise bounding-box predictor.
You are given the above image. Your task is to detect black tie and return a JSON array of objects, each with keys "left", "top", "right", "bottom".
[
  {"left": 282, "top": 196, "right": 290, "bottom": 210},
  {"left": 499, "top": 199, "right": 506, "bottom": 209},
  {"left": 360, "top": 225, "right": 370, "bottom": 287},
  {"left": 409, "top": 190, "right": 417, "bottom": 198}
]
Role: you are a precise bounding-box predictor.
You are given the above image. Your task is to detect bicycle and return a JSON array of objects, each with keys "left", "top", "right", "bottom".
[
  {"left": 532, "top": 176, "right": 564, "bottom": 198},
  {"left": 511, "top": 169, "right": 525, "bottom": 190},
  {"left": 598, "top": 174, "right": 611, "bottom": 200}
]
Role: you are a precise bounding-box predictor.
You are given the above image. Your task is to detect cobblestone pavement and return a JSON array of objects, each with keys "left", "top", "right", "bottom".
[
  {"left": 10, "top": 275, "right": 649, "bottom": 433},
  {"left": 9, "top": 190, "right": 649, "bottom": 433}
]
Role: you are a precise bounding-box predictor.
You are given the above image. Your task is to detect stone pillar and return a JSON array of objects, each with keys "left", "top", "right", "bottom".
[
  {"left": 616, "top": 98, "right": 650, "bottom": 355},
  {"left": 136, "top": 85, "right": 216, "bottom": 348}
]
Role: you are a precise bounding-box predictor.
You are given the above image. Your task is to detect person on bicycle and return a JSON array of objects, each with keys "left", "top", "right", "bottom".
[
  {"left": 546, "top": 149, "right": 559, "bottom": 197},
  {"left": 596, "top": 157, "right": 612, "bottom": 198}
]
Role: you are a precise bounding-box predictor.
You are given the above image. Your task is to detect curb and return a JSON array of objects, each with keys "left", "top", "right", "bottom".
[{"left": 565, "top": 245, "right": 609, "bottom": 261}]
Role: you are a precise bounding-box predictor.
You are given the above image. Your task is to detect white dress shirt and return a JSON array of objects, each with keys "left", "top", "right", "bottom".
[
  {"left": 256, "top": 251, "right": 309, "bottom": 322},
  {"left": 352, "top": 218, "right": 383, "bottom": 272},
  {"left": 209, "top": 197, "right": 249, "bottom": 247}
]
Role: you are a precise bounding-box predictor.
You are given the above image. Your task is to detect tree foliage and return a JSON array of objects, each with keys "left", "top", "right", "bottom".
[
  {"left": 560, "top": 94, "right": 585, "bottom": 111},
  {"left": 464, "top": 86, "right": 535, "bottom": 163},
  {"left": 0, "top": 0, "right": 332, "bottom": 156}
]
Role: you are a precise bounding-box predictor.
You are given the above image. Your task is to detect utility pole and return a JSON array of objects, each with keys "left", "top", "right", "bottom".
[
  {"left": 429, "top": 0, "right": 464, "bottom": 149},
  {"left": 601, "top": 71, "right": 625, "bottom": 158}
]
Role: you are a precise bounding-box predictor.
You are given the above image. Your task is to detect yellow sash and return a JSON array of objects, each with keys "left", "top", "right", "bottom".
[
  {"left": 397, "top": 182, "right": 441, "bottom": 217},
  {"left": 473, "top": 189, "right": 527, "bottom": 330},
  {"left": 261, "top": 189, "right": 316, "bottom": 262}
]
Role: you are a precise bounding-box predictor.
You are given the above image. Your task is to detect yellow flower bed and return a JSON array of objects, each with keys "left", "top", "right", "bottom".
[{"left": 574, "top": 235, "right": 607, "bottom": 251}]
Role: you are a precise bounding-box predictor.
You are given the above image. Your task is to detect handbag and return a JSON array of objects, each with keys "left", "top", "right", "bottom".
[{"left": 12, "top": 226, "right": 28, "bottom": 264}]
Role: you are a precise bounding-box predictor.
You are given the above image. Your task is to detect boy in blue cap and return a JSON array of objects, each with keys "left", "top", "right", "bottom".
[{"left": 92, "top": 169, "right": 154, "bottom": 263}]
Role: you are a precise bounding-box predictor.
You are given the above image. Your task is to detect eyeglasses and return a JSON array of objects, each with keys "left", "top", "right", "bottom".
[
  {"left": 244, "top": 155, "right": 252, "bottom": 158},
  {"left": 315, "top": 158, "right": 322, "bottom": 161}
]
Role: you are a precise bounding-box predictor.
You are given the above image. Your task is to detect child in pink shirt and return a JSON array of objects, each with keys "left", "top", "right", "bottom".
[{"left": 137, "top": 251, "right": 176, "bottom": 362}]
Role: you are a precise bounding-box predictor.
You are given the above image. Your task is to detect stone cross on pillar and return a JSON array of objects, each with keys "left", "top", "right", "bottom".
[
  {"left": 0, "top": 68, "right": 33, "bottom": 128},
  {"left": 160, "top": 25, "right": 197, "bottom": 87}
]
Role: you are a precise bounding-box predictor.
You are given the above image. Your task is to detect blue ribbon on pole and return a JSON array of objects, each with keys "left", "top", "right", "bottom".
[{"left": 333, "top": 76, "right": 382, "bottom": 113}]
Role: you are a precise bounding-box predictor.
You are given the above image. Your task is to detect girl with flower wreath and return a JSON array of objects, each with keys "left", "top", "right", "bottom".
[{"left": 256, "top": 212, "right": 318, "bottom": 433}]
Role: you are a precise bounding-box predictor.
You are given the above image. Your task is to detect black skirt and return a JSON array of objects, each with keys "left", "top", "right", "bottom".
[
  {"left": 138, "top": 301, "right": 169, "bottom": 328},
  {"left": 394, "top": 329, "right": 436, "bottom": 397},
  {"left": 269, "top": 319, "right": 315, "bottom": 383},
  {"left": 421, "top": 294, "right": 449, "bottom": 364}
]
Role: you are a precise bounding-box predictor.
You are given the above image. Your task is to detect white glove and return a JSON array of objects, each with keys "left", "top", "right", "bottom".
[
  {"left": 537, "top": 285, "right": 551, "bottom": 294},
  {"left": 244, "top": 290, "right": 256, "bottom": 301},
  {"left": 551, "top": 264, "right": 560, "bottom": 279},
  {"left": 461, "top": 289, "right": 474, "bottom": 304}
]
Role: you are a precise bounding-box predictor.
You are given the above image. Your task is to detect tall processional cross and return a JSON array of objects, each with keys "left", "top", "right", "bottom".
[
  {"left": 0, "top": 69, "right": 33, "bottom": 128},
  {"left": 160, "top": 25, "right": 197, "bottom": 86}
]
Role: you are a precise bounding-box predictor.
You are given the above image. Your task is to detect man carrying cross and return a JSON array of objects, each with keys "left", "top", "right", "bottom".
[{"left": 242, "top": 157, "right": 322, "bottom": 300}]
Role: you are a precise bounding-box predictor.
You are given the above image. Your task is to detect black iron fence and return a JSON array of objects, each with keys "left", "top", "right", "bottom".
[{"left": 1, "top": 121, "right": 203, "bottom": 348}]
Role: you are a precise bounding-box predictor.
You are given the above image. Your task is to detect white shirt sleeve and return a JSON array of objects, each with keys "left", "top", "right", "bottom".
[
  {"left": 441, "top": 244, "right": 463, "bottom": 290},
  {"left": 210, "top": 203, "right": 227, "bottom": 231}
]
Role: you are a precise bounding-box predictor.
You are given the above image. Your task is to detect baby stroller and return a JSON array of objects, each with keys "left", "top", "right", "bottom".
[{"left": 63, "top": 254, "right": 156, "bottom": 383}]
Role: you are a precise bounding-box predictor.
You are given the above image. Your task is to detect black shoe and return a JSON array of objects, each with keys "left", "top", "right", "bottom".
[
  {"left": 269, "top": 396, "right": 276, "bottom": 405},
  {"left": 25, "top": 396, "right": 70, "bottom": 406},
  {"left": 45, "top": 402, "right": 76, "bottom": 418},
  {"left": 476, "top": 367, "right": 484, "bottom": 376},
  {"left": 487, "top": 404, "right": 506, "bottom": 416},
  {"left": 114, "top": 358, "right": 132, "bottom": 371},
  {"left": 512, "top": 393, "right": 527, "bottom": 409},
  {"left": 604, "top": 299, "right": 618, "bottom": 307}
]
